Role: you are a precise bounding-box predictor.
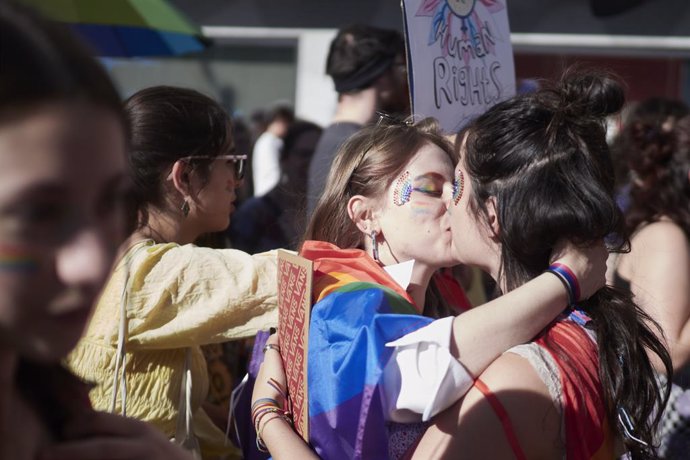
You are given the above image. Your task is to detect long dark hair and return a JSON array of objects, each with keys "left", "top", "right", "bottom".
[
  {"left": 124, "top": 86, "right": 233, "bottom": 229},
  {"left": 463, "top": 69, "right": 672, "bottom": 458},
  {"left": 0, "top": 2, "right": 123, "bottom": 124},
  {"left": 622, "top": 113, "right": 690, "bottom": 238},
  {"left": 611, "top": 98, "right": 688, "bottom": 191}
]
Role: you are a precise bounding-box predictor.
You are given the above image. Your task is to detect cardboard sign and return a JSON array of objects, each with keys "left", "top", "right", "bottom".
[
  {"left": 276, "top": 249, "right": 313, "bottom": 441},
  {"left": 402, "top": 0, "right": 516, "bottom": 133}
]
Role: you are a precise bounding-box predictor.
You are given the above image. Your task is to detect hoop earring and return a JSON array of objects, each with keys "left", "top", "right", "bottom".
[
  {"left": 370, "top": 231, "right": 379, "bottom": 262},
  {"left": 181, "top": 199, "right": 190, "bottom": 218}
]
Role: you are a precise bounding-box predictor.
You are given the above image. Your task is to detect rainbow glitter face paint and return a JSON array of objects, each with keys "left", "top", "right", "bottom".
[
  {"left": 410, "top": 201, "right": 437, "bottom": 216},
  {"left": 0, "top": 244, "right": 38, "bottom": 273},
  {"left": 452, "top": 169, "right": 465, "bottom": 205},
  {"left": 394, "top": 172, "right": 448, "bottom": 206},
  {"left": 393, "top": 171, "right": 413, "bottom": 206},
  {"left": 412, "top": 181, "right": 444, "bottom": 198}
]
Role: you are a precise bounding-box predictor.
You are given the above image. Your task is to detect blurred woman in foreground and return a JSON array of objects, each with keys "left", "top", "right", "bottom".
[{"left": 0, "top": 3, "right": 195, "bottom": 459}]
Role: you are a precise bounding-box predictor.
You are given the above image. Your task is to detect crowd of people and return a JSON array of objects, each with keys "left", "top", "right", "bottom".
[{"left": 1, "top": 2, "right": 689, "bottom": 460}]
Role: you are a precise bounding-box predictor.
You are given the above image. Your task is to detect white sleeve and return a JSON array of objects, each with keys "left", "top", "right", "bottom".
[
  {"left": 252, "top": 133, "right": 283, "bottom": 196},
  {"left": 381, "top": 316, "right": 474, "bottom": 423}
]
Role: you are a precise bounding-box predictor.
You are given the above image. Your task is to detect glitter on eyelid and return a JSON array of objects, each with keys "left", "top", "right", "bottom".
[
  {"left": 393, "top": 171, "right": 413, "bottom": 206},
  {"left": 452, "top": 170, "right": 465, "bottom": 205},
  {"left": 412, "top": 183, "right": 442, "bottom": 194}
]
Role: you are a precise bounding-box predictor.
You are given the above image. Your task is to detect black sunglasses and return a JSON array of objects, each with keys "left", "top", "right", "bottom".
[{"left": 181, "top": 154, "right": 247, "bottom": 181}]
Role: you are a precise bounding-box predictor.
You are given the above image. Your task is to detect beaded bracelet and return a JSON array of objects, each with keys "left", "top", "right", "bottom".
[{"left": 546, "top": 262, "right": 581, "bottom": 304}]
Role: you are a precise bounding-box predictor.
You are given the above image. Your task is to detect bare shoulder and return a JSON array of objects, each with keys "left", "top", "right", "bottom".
[
  {"left": 472, "top": 352, "right": 562, "bottom": 458},
  {"left": 623, "top": 220, "right": 690, "bottom": 281},
  {"left": 414, "top": 352, "right": 562, "bottom": 460},
  {"left": 634, "top": 220, "right": 689, "bottom": 252}
]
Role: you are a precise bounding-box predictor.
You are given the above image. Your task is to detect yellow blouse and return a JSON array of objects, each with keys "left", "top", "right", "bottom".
[{"left": 67, "top": 240, "right": 278, "bottom": 458}]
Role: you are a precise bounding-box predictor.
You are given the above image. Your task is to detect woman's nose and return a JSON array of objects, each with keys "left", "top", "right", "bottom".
[
  {"left": 442, "top": 181, "right": 454, "bottom": 209},
  {"left": 55, "top": 225, "right": 113, "bottom": 290},
  {"left": 233, "top": 176, "right": 243, "bottom": 189}
]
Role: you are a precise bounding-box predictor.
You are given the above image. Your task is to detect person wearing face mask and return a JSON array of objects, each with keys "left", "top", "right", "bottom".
[
  {"left": 67, "top": 86, "right": 278, "bottom": 459},
  {"left": 0, "top": 3, "right": 197, "bottom": 460}
]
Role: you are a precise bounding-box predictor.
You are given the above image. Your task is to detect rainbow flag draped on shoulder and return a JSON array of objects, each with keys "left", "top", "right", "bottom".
[{"left": 300, "top": 241, "right": 433, "bottom": 459}]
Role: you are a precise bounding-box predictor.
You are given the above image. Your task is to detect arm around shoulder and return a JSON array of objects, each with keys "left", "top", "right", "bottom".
[{"left": 449, "top": 240, "right": 607, "bottom": 377}]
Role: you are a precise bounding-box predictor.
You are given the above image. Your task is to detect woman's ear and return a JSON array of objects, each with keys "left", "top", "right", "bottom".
[
  {"left": 169, "top": 160, "right": 191, "bottom": 196},
  {"left": 347, "top": 195, "right": 378, "bottom": 235},
  {"left": 485, "top": 196, "right": 501, "bottom": 240}
]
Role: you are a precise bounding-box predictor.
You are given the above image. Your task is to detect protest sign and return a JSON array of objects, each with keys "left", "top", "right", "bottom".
[
  {"left": 402, "top": 0, "right": 516, "bottom": 133},
  {"left": 276, "top": 249, "right": 313, "bottom": 441}
]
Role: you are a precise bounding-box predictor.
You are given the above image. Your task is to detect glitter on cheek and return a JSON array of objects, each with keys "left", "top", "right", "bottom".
[
  {"left": 452, "top": 170, "right": 465, "bottom": 206},
  {"left": 410, "top": 201, "right": 435, "bottom": 216},
  {"left": 0, "top": 244, "right": 38, "bottom": 273},
  {"left": 393, "top": 171, "right": 413, "bottom": 206}
]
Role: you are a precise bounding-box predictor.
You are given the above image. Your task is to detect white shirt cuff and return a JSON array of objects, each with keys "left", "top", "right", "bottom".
[{"left": 381, "top": 316, "right": 474, "bottom": 423}]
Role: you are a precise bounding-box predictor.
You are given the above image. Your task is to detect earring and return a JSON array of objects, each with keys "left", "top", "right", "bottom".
[
  {"left": 370, "top": 230, "right": 379, "bottom": 262},
  {"left": 181, "top": 199, "right": 190, "bottom": 218}
]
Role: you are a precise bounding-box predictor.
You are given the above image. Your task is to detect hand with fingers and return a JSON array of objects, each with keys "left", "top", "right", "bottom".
[{"left": 40, "top": 411, "right": 196, "bottom": 460}]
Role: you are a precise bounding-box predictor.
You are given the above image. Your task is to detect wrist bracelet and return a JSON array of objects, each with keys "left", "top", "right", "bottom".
[
  {"left": 253, "top": 407, "right": 283, "bottom": 434},
  {"left": 255, "top": 413, "right": 292, "bottom": 452},
  {"left": 546, "top": 262, "right": 581, "bottom": 304},
  {"left": 252, "top": 397, "right": 279, "bottom": 411}
]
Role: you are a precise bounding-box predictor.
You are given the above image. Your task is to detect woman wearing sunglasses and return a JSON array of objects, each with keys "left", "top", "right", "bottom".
[{"left": 67, "top": 86, "right": 276, "bottom": 459}]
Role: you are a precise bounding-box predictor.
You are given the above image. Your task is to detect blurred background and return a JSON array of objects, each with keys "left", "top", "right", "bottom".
[
  {"left": 16, "top": 1, "right": 690, "bottom": 441},
  {"left": 70, "top": 0, "right": 690, "bottom": 127}
]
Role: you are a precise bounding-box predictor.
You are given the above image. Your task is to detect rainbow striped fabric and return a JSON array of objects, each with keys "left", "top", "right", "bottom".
[{"left": 301, "top": 241, "right": 433, "bottom": 459}]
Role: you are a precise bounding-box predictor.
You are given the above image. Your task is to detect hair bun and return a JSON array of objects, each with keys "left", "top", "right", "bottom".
[{"left": 558, "top": 68, "right": 625, "bottom": 118}]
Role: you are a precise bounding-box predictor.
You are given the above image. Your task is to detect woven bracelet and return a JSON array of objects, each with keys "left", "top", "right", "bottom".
[{"left": 546, "top": 262, "right": 581, "bottom": 304}]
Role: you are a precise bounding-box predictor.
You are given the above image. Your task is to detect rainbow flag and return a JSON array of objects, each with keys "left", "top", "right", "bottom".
[{"left": 301, "top": 241, "right": 433, "bottom": 459}]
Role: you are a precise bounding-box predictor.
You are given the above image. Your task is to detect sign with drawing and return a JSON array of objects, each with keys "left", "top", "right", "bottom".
[{"left": 402, "top": 0, "right": 516, "bottom": 133}]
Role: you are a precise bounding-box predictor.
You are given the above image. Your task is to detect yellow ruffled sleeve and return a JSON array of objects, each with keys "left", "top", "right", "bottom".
[
  {"left": 87, "top": 241, "right": 278, "bottom": 350},
  {"left": 68, "top": 241, "right": 276, "bottom": 457}
]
